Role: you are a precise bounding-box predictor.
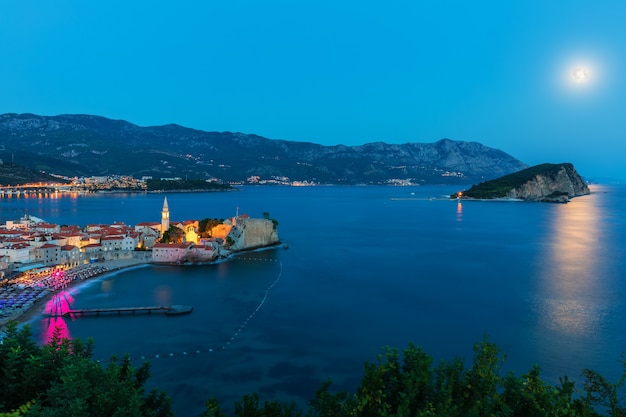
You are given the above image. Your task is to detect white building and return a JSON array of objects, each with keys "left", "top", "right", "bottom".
[
  {"left": 100, "top": 236, "right": 124, "bottom": 252},
  {"left": 60, "top": 245, "right": 81, "bottom": 267},
  {"left": 122, "top": 233, "right": 140, "bottom": 251},
  {"left": 37, "top": 243, "right": 61, "bottom": 266},
  {"left": 152, "top": 242, "right": 192, "bottom": 263},
  {"left": 0, "top": 243, "right": 32, "bottom": 264}
]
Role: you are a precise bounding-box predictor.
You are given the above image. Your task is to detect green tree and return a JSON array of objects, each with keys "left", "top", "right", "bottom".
[
  {"left": 0, "top": 402, "right": 32, "bottom": 417},
  {"left": 499, "top": 366, "right": 580, "bottom": 417},
  {"left": 581, "top": 362, "right": 626, "bottom": 417},
  {"left": 0, "top": 323, "right": 46, "bottom": 411},
  {"left": 201, "top": 398, "right": 227, "bottom": 417},
  {"left": 306, "top": 380, "right": 350, "bottom": 417},
  {"left": 232, "top": 393, "right": 300, "bottom": 417},
  {"left": 160, "top": 226, "right": 184, "bottom": 244},
  {"left": 261, "top": 212, "right": 279, "bottom": 230},
  {"left": 396, "top": 343, "right": 435, "bottom": 416},
  {"left": 199, "top": 218, "right": 223, "bottom": 237},
  {"left": 461, "top": 336, "right": 504, "bottom": 416},
  {"left": 5, "top": 322, "right": 626, "bottom": 417},
  {"left": 0, "top": 323, "right": 173, "bottom": 417},
  {"left": 146, "top": 179, "right": 231, "bottom": 192}
]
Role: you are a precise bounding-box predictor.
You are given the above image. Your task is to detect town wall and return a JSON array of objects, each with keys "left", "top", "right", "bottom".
[{"left": 227, "top": 218, "right": 279, "bottom": 251}]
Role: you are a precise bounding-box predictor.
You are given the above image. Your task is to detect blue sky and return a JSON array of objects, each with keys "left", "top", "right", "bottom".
[{"left": 1, "top": 1, "right": 624, "bottom": 179}]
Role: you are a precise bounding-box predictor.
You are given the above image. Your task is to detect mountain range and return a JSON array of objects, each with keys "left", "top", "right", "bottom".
[{"left": 0, "top": 113, "right": 528, "bottom": 185}]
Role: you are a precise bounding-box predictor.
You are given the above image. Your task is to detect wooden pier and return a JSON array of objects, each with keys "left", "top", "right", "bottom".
[{"left": 45, "top": 305, "right": 193, "bottom": 318}]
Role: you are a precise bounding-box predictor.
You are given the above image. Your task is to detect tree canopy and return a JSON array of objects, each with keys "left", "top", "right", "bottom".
[
  {"left": 145, "top": 179, "right": 231, "bottom": 192},
  {"left": 201, "top": 338, "right": 626, "bottom": 417},
  {"left": 0, "top": 322, "right": 172, "bottom": 417},
  {"left": 454, "top": 163, "right": 576, "bottom": 199},
  {"left": 160, "top": 225, "right": 184, "bottom": 244},
  {"left": 2, "top": 324, "right": 625, "bottom": 417}
]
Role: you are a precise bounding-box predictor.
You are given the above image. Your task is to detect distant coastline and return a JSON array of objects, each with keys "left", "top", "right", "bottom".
[{"left": 89, "top": 188, "right": 240, "bottom": 194}]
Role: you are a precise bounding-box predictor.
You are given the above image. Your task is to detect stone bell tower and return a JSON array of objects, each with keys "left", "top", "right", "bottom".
[{"left": 161, "top": 196, "right": 170, "bottom": 233}]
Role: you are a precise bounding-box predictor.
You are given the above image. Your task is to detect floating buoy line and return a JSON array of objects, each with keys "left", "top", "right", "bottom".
[
  {"left": 43, "top": 256, "right": 285, "bottom": 364},
  {"left": 130, "top": 257, "right": 284, "bottom": 363}
]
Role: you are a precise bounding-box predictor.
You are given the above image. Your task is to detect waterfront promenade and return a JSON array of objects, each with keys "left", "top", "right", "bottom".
[{"left": 0, "top": 258, "right": 148, "bottom": 330}]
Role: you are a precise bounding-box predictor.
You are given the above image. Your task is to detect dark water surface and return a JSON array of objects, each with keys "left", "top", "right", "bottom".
[{"left": 5, "top": 185, "right": 625, "bottom": 415}]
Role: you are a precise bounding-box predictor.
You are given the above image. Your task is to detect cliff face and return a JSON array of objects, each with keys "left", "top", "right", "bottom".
[
  {"left": 459, "top": 163, "right": 590, "bottom": 202},
  {"left": 505, "top": 164, "right": 590, "bottom": 202},
  {"left": 227, "top": 218, "right": 280, "bottom": 251}
]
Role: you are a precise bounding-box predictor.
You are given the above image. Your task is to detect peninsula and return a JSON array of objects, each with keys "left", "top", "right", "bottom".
[
  {"left": 0, "top": 197, "right": 280, "bottom": 327},
  {"left": 453, "top": 163, "right": 590, "bottom": 202}
]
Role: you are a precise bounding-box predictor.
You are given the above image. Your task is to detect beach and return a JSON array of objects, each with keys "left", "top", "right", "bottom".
[
  {"left": 0, "top": 243, "right": 279, "bottom": 334},
  {"left": 0, "top": 258, "right": 150, "bottom": 333}
]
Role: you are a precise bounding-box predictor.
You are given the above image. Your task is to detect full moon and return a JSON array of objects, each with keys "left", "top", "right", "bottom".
[{"left": 572, "top": 67, "right": 589, "bottom": 83}]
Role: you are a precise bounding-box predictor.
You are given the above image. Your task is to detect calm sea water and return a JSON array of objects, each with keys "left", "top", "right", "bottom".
[{"left": 4, "top": 185, "right": 625, "bottom": 415}]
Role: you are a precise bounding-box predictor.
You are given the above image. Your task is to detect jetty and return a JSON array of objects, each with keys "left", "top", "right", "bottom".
[{"left": 45, "top": 305, "right": 193, "bottom": 318}]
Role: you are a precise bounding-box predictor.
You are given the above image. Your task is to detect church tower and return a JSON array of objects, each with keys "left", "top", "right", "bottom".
[{"left": 161, "top": 196, "right": 170, "bottom": 233}]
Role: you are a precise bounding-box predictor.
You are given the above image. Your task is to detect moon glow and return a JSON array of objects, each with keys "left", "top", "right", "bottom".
[{"left": 572, "top": 67, "right": 589, "bottom": 83}]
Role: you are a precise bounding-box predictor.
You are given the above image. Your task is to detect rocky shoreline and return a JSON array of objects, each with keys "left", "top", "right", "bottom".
[{"left": 453, "top": 163, "right": 590, "bottom": 202}]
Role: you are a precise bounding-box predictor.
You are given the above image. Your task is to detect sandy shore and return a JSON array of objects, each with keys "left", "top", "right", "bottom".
[{"left": 0, "top": 258, "right": 150, "bottom": 332}]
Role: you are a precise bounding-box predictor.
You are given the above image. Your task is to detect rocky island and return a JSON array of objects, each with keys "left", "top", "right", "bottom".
[{"left": 453, "top": 163, "right": 590, "bottom": 203}]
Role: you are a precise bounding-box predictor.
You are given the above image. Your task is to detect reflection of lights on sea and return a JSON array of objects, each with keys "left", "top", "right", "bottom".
[
  {"left": 42, "top": 316, "right": 71, "bottom": 343},
  {"left": 101, "top": 280, "right": 112, "bottom": 292},
  {"left": 539, "top": 193, "right": 603, "bottom": 336},
  {"left": 41, "top": 290, "right": 75, "bottom": 344},
  {"left": 30, "top": 257, "right": 284, "bottom": 366},
  {"left": 43, "top": 290, "right": 75, "bottom": 316},
  {"left": 154, "top": 285, "right": 172, "bottom": 305}
]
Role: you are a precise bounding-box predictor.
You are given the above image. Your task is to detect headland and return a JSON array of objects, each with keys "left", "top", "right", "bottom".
[{"left": 452, "top": 163, "right": 589, "bottom": 202}]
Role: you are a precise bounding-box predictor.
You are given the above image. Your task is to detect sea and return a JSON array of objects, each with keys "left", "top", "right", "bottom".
[{"left": 3, "top": 184, "right": 626, "bottom": 416}]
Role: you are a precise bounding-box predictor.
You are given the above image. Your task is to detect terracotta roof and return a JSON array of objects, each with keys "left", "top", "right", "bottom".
[
  {"left": 39, "top": 243, "right": 60, "bottom": 249},
  {"left": 2, "top": 237, "right": 29, "bottom": 244},
  {"left": 152, "top": 243, "right": 173, "bottom": 248},
  {"left": 59, "top": 230, "right": 83, "bottom": 236},
  {"left": 4, "top": 243, "right": 30, "bottom": 249},
  {"left": 35, "top": 223, "right": 58, "bottom": 229}
]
